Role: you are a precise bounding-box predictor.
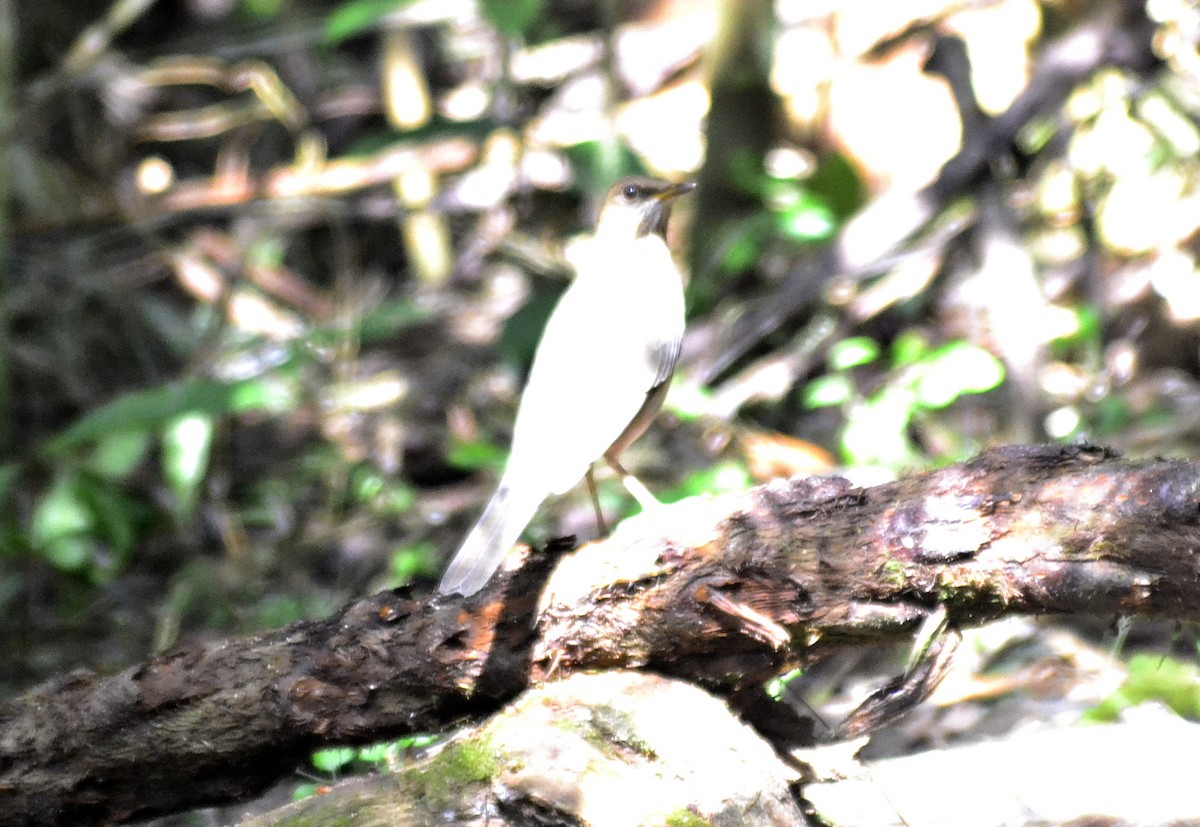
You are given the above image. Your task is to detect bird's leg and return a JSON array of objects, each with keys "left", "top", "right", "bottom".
[
  {"left": 585, "top": 464, "right": 608, "bottom": 534},
  {"left": 605, "top": 455, "right": 661, "bottom": 512}
]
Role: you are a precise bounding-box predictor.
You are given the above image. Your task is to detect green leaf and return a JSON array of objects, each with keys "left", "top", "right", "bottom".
[
  {"left": 257, "top": 594, "right": 307, "bottom": 628},
  {"left": 389, "top": 541, "right": 440, "bottom": 586},
  {"left": 357, "top": 742, "right": 395, "bottom": 764},
  {"left": 481, "top": 0, "right": 544, "bottom": 38},
  {"left": 447, "top": 439, "right": 507, "bottom": 473},
  {"left": 324, "top": 0, "right": 417, "bottom": 45},
  {"left": 86, "top": 430, "right": 151, "bottom": 481},
  {"left": 311, "top": 747, "right": 358, "bottom": 773},
  {"left": 241, "top": 0, "right": 285, "bottom": 18},
  {"left": 667, "top": 461, "right": 750, "bottom": 501},
  {"left": 1086, "top": 653, "right": 1200, "bottom": 722},
  {"left": 358, "top": 299, "right": 433, "bottom": 341},
  {"left": 915, "top": 343, "right": 1005, "bottom": 409},
  {"left": 802, "top": 374, "right": 853, "bottom": 409},
  {"left": 765, "top": 668, "right": 803, "bottom": 701},
  {"left": 292, "top": 783, "right": 320, "bottom": 801},
  {"left": 76, "top": 479, "right": 141, "bottom": 571},
  {"left": 717, "top": 215, "right": 773, "bottom": 275},
  {"left": 806, "top": 151, "right": 867, "bottom": 220},
  {"left": 776, "top": 191, "right": 836, "bottom": 244},
  {"left": 890, "top": 331, "right": 930, "bottom": 366},
  {"left": 842, "top": 387, "right": 920, "bottom": 469},
  {"left": 30, "top": 474, "right": 95, "bottom": 572},
  {"left": 564, "top": 139, "right": 646, "bottom": 199},
  {"left": 46, "top": 377, "right": 294, "bottom": 456},
  {"left": 828, "top": 336, "right": 880, "bottom": 371},
  {"left": 162, "top": 414, "right": 214, "bottom": 519},
  {"left": 664, "top": 380, "right": 715, "bottom": 421}
]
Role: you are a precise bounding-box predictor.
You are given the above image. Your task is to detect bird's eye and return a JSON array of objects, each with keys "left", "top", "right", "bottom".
[{"left": 622, "top": 184, "right": 639, "bottom": 200}]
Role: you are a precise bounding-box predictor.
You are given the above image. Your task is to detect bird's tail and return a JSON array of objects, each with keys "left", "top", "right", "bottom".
[{"left": 438, "top": 480, "right": 544, "bottom": 596}]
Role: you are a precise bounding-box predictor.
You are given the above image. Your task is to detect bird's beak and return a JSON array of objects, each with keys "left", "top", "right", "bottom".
[{"left": 654, "top": 182, "right": 697, "bottom": 202}]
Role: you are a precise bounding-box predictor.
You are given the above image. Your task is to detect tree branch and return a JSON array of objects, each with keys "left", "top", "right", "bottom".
[{"left": 3, "top": 444, "right": 1198, "bottom": 826}]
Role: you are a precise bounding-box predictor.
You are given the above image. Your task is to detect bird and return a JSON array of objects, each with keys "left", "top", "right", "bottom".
[{"left": 438, "top": 176, "right": 694, "bottom": 596}]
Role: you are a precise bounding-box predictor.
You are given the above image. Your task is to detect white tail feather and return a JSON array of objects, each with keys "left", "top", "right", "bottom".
[{"left": 438, "top": 481, "right": 546, "bottom": 596}]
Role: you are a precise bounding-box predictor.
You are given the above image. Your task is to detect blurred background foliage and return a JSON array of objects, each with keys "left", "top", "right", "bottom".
[{"left": 2, "top": 0, "right": 1200, "bottom": 797}]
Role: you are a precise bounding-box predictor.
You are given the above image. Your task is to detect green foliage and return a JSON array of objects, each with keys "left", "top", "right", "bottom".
[
  {"left": 29, "top": 470, "right": 147, "bottom": 581},
  {"left": 298, "top": 734, "right": 443, "bottom": 800},
  {"left": 480, "top": 0, "right": 544, "bottom": 38},
  {"left": 564, "top": 139, "right": 649, "bottom": 202},
  {"left": 805, "top": 151, "right": 869, "bottom": 220},
  {"left": 162, "top": 413, "right": 214, "bottom": 519},
  {"left": 388, "top": 541, "right": 440, "bottom": 587},
  {"left": 706, "top": 153, "right": 864, "bottom": 291},
  {"left": 664, "top": 380, "right": 716, "bottom": 422},
  {"left": 16, "top": 370, "right": 304, "bottom": 580},
  {"left": 240, "top": 0, "right": 286, "bottom": 19},
  {"left": 447, "top": 438, "right": 507, "bottom": 474},
  {"left": 1085, "top": 653, "right": 1200, "bottom": 722},
  {"left": 715, "top": 213, "right": 775, "bottom": 276},
  {"left": 311, "top": 747, "right": 358, "bottom": 774},
  {"left": 255, "top": 594, "right": 314, "bottom": 629},
  {"left": 805, "top": 334, "right": 1006, "bottom": 469},
  {"left": 499, "top": 285, "right": 562, "bottom": 372},
  {"left": 46, "top": 376, "right": 298, "bottom": 456},
  {"left": 764, "top": 667, "right": 803, "bottom": 701},
  {"left": 348, "top": 464, "right": 416, "bottom": 516},
  {"left": 827, "top": 336, "right": 881, "bottom": 371},
  {"left": 666, "top": 460, "right": 751, "bottom": 502},
  {"left": 324, "top": 0, "right": 419, "bottom": 45}
]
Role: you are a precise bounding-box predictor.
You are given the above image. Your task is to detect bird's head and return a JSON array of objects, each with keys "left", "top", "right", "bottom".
[{"left": 594, "top": 177, "right": 696, "bottom": 240}]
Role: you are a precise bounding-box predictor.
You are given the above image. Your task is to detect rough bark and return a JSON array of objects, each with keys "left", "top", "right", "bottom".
[{"left": 2, "top": 444, "right": 1199, "bottom": 826}]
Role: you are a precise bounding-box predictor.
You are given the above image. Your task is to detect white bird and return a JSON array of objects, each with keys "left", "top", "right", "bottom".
[{"left": 439, "top": 177, "right": 694, "bottom": 596}]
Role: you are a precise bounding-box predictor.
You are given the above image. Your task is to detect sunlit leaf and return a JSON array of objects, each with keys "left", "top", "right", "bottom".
[
  {"left": 776, "top": 191, "right": 836, "bottom": 244},
  {"left": 668, "top": 460, "right": 750, "bottom": 501},
  {"left": 842, "top": 388, "right": 919, "bottom": 469},
  {"left": 828, "top": 336, "right": 880, "bottom": 371},
  {"left": 162, "top": 413, "right": 214, "bottom": 519},
  {"left": 765, "top": 667, "right": 803, "bottom": 701},
  {"left": 357, "top": 742, "right": 395, "bottom": 764},
  {"left": 30, "top": 474, "right": 95, "bottom": 572},
  {"left": 78, "top": 480, "right": 140, "bottom": 566},
  {"left": 86, "top": 430, "right": 151, "bottom": 482},
  {"left": 665, "top": 380, "right": 715, "bottom": 421},
  {"left": 257, "top": 594, "right": 307, "bottom": 628},
  {"left": 891, "top": 331, "right": 930, "bottom": 366},
  {"left": 915, "top": 343, "right": 1005, "bottom": 409},
  {"left": 1085, "top": 653, "right": 1200, "bottom": 722},
  {"left": 311, "top": 747, "right": 357, "bottom": 773},
  {"left": 292, "top": 783, "right": 320, "bottom": 802},
  {"left": 802, "top": 374, "right": 853, "bottom": 409},
  {"left": 447, "top": 439, "right": 507, "bottom": 473}
]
